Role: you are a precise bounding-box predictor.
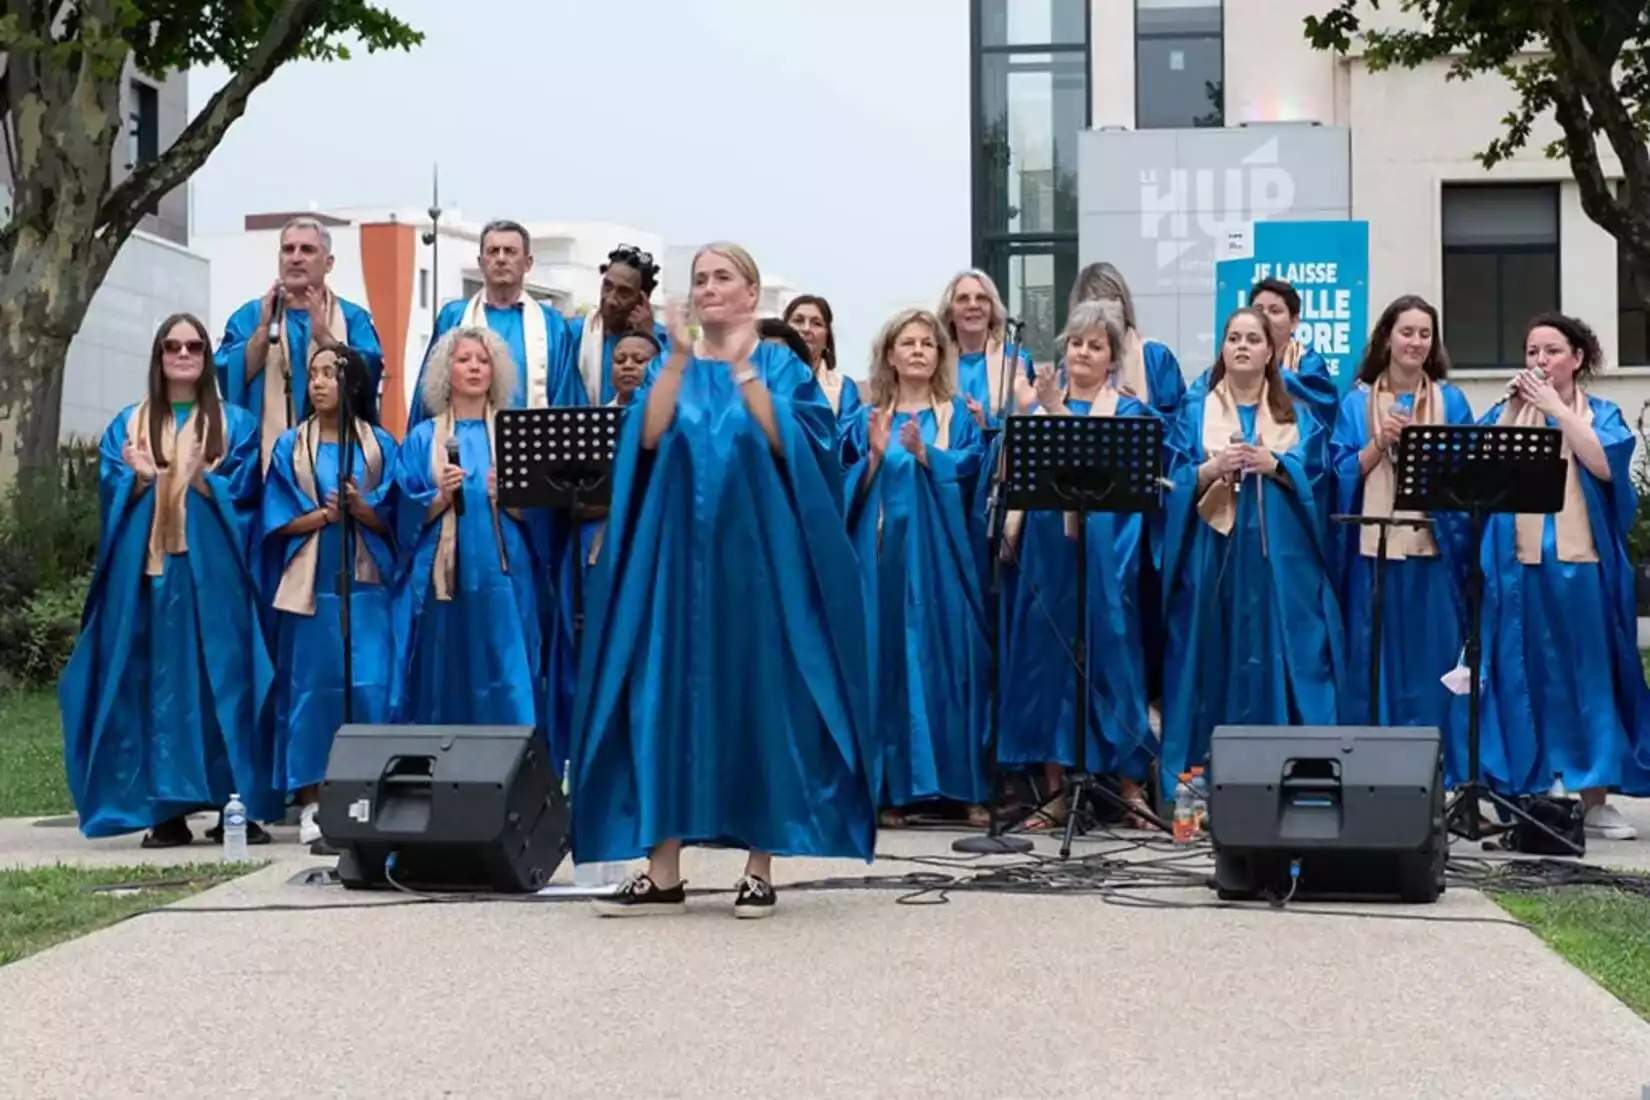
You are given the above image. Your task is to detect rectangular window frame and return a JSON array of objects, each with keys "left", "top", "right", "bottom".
[
  {"left": 1133, "top": 0, "right": 1225, "bottom": 130},
  {"left": 1440, "top": 182, "right": 1562, "bottom": 373}
]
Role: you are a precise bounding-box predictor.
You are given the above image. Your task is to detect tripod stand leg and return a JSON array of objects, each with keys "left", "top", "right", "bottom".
[{"left": 1445, "top": 782, "right": 1584, "bottom": 856}]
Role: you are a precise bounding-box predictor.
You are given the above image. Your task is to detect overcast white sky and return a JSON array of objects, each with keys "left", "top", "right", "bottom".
[{"left": 188, "top": 0, "right": 972, "bottom": 376}]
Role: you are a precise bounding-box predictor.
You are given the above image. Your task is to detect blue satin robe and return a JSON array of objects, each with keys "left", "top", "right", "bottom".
[
  {"left": 829, "top": 375, "right": 867, "bottom": 467},
  {"left": 842, "top": 397, "right": 989, "bottom": 806},
  {"left": 990, "top": 396, "right": 1159, "bottom": 781},
  {"left": 1160, "top": 393, "right": 1343, "bottom": 795},
  {"left": 570, "top": 343, "right": 878, "bottom": 862},
  {"left": 957, "top": 348, "right": 1035, "bottom": 424},
  {"left": 260, "top": 427, "right": 400, "bottom": 795},
  {"left": 59, "top": 404, "right": 279, "bottom": 836},
  {"left": 408, "top": 299, "right": 583, "bottom": 426},
  {"left": 1469, "top": 397, "right": 1650, "bottom": 795},
  {"left": 390, "top": 419, "right": 545, "bottom": 734},
  {"left": 1331, "top": 384, "right": 1474, "bottom": 765},
  {"left": 563, "top": 316, "right": 672, "bottom": 406},
  {"left": 215, "top": 297, "right": 383, "bottom": 427}
]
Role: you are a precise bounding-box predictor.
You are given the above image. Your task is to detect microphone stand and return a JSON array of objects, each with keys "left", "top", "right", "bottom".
[{"left": 955, "top": 317, "right": 1033, "bottom": 855}]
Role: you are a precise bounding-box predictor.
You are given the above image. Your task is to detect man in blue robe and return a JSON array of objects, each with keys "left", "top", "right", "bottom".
[
  {"left": 215, "top": 216, "right": 384, "bottom": 470},
  {"left": 407, "top": 218, "right": 580, "bottom": 425},
  {"left": 564, "top": 244, "right": 670, "bottom": 405}
]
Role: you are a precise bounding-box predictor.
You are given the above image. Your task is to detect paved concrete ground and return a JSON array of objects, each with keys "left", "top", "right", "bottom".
[{"left": 3, "top": 803, "right": 1649, "bottom": 1099}]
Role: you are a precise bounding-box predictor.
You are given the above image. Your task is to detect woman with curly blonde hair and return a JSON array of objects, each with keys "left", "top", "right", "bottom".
[
  {"left": 389, "top": 326, "right": 548, "bottom": 735},
  {"left": 842, "top": 308, "right": 991, "bottom": 829}
]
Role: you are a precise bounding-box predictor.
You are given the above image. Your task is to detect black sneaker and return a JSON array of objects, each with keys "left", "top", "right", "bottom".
[
  {"left": 591, "top": 873, "right": 686, "bottom": 917},
  {"left": 733, "top": 875, "right": 776, "bottom": 919}
]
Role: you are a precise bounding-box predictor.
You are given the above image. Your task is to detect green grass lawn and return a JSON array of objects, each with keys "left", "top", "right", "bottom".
[
  {"left": 0, "top": 690, "right": 70, "bottom": 819},
  {"left": 0, "top": 862, "right": 257, "bottom": 967},
  {"left": 1491, "top": 888, "right": 1650, "bottom": 1020}
]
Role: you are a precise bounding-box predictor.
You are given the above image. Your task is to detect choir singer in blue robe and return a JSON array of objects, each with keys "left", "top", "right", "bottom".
[
  {"left": 565, "top": 244, "right": 670, "bottom": 405},
  {"left": 577, "top": 242, "right": 876, "bottom": 920},
  {"left": 1067, "top": 262, "right": 1186, "bottom": 417},
  {"left": 1160, "top": 307, "right": 1342, "bottom": 796},
  {"left": 1330, "top": 296, "right": 1472, "bottom": 753},
  {"left": 408, "top": 219, "right": 581, "bottom": 426},
  {"left": 996, "top": 300, "right": 1158, "bottom": 830},
  {"left": 938, "top": 269, "right": 1034, "bottom": 428},
  {"left": 60, "top": 314, "right": 278, "bottom": 846},
  {"left": 261, "top": 346, "right": 399, "bottom": 846},
  {"left": 390, "top": 327, "right": 546, "bottom": 735},
  {"left": 1472, "top": 313, "right": 1643, "bottom": 840},
  {"left": 782, "top": 295, "right": 862, "bottom": 423},
  {"left": 214, "top": 216, "right": 382, "bottom": 470},
  {"left": 841, "top": 308, "right": 990, "bottom": 828}
]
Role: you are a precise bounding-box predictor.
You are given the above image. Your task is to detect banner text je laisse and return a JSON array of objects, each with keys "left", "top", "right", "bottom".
[{"left": 1239, "top": 261, "right": 1353, "bottom": 358}]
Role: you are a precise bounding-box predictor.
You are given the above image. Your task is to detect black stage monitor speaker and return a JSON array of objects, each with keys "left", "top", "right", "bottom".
[
  {"left": 317, "top": 725, "right": 570, "bottom": 893},
  {"left": 1208, "top": 724, "right": 1446, "bottom": 904}
]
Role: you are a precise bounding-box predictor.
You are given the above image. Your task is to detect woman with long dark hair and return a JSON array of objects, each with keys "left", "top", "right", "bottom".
[
  {"left": 1159, "top": 307, "right": 1342, "bottom": 794},
  {"left": 573, "top": 242, "right": 876, "bottom": 918},
  {"left": 1068, "top": 262, "right": 1186, "bottom": 417},
  {"left": 783, "top": 294, "right": 862, "bottom": 422},
  {"left": 1472, "top": 313, "right": 1646, "bottom": 839},
  {"left": 260, "top": 346, "right": 399, "bottom": 845},
  {"left": 1330, "top": 296, "right": 1473, "bottom": 751},
  {"left": 60, "top": 313, "right": 278, "bottom": 846}
]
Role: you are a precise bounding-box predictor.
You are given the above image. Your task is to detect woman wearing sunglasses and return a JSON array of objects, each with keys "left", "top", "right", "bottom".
[{"left": 59, "top": 313, "right": 281, "bottom": 848}]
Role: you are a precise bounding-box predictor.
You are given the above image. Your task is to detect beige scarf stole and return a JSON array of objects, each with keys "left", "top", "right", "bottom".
[
  {"left": 256, "top": 293, "right": 347, "bottom": 472},
  {"left": 125, "top": 402, "right": 223, "bottom": 577},
  {"left": 1003, "top": 387, "right": 1121, "bottom": 545},
  {"left": 1358, "top": 375, "right": 1441, "bottom": 559},
  {"left": 1197, "top": 381, "right": 1300, "bottom": 535},
  {"left": 1280, "top": 339, "right": 1304, "bottom": 372},
  {"left": 576, "top": 312, "right": 606, "bottom": 405},
  {"left": 272, "top": 420, "right": 386, "bottom": 615},
  {"left": 429, "top": 410, "right": 511, "bottom": 601},
  {"left": 1116, "top": 329, "right": 1150, "bottom": 405},
  {"left": 467, "top": 293, "right": 550, "bottom": 409},
  {"left": 1499, "top": 390, "right": 1599, "bottom": 564},
  {"left": 817, "top": 364, "right": 845, "bottom": 414}
]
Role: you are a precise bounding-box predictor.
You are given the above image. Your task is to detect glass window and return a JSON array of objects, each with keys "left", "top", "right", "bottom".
[
  {"left": 978, "top": 51, "right": 1087, "bottom": 237},
  {"left": 980, "top": 0, "right": 1087, "bottom": 48},
  {"left": 984, "top": 239, "right": 1080, "bottom": 362},
  {"left": 1135, "top": 0, "right": 1223, "bottom": 130},
  {"left": 127, "top": 80, "right": 159, "bottom": 168},
  {"left": 1440, "top": 184, "right": 1561, "bottom": 369},
  {"left": 1616, "top": 182, "right": 1648, "bottom": 365}
]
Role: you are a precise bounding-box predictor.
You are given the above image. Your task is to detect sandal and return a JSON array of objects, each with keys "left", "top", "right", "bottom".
[
  {"left": 964, "top": 804, "right": 992, "bottom": 829},
  {"left": 1017, "top": 798, "right": 1069, "bottom": 833},
  {"left": 879, "top": 809, "right": 908, "bottom": 829}
]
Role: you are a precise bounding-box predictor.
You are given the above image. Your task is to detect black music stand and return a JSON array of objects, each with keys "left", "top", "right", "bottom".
[
  {"left": 495, "top": 407, "right": 624, "bottom": 645},
  {"left": 1393, "top": 422, "right": 1581, "bottom": 855},
  {"left": 1332, "top": 436, "right": 1436, "bottom": 725},
  {"left": 1001, "top": 413, "right": 1172, "bottom": 858}
]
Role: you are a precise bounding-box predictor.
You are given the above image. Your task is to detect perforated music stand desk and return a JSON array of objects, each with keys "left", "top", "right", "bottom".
[
  {"left": 1392, "top": 421, "right": 1575, "bottom": 853},
  {"left": 495, "top": 406, "right": 624, "bottom": 635},
  {"left": 999, "top": 413, "right": 1168, "bottom": 856}
]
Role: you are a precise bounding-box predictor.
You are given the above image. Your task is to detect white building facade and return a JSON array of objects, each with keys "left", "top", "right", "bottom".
[
  {"left": 973, "top": 0, "right": 1650, "bottom": 419},
  {"left": 195, "top": 210, "right": 800, "bottom": 433}
]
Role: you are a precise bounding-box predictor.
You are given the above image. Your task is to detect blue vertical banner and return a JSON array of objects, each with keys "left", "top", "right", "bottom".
[{"left": 1215, "top": 220, "right": 1369, "bottom": 392}]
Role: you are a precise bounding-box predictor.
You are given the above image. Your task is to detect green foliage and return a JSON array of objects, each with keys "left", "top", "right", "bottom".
[
  {"left": 1630, "top": 446, "right": 1650, "bottom": 569},
  {"left": 0, "top": 440, "right": 100, "bottom": 688}
]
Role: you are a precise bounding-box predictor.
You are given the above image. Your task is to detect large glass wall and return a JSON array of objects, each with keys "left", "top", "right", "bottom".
[{"left": 971, "top": 0, "right": 1091, "bottom": 362}]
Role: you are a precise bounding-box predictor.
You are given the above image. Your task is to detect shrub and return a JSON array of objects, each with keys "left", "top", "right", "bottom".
[{"left": 0, "top": 439, "right": 100, "bottom": 686}]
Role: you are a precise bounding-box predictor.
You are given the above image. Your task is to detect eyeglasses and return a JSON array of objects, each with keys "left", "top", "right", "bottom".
[{"left": 163, "top": 338, "right": 205, "bottom": 355}]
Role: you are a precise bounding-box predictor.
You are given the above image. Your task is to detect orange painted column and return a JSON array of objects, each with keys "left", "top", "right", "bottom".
[{"left": 359, "top": 221, "right": 416, "bottom": 439}]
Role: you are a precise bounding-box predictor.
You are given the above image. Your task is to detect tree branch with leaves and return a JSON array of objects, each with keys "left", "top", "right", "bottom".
[
  {"left": 1304, "top": 0, "right": 1650, "bottom": 306},
  {"left": 0, "top": 0, "right": 421, "bottom": 474}
]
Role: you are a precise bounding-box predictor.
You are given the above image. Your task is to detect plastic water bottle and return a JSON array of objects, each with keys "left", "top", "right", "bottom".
[
  {"left": 222, "top": 794, "right": 249, "bottom": 862},
  {"left": 1189, "top": 766, "right": 1210, "bottom": 836},
  {"left": 1172, "top": 773, "right": 1197, "bottom": 845}
]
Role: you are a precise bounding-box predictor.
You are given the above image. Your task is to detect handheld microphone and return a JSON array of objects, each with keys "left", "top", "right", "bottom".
[
  {"left": 445, "top": 437, "right": 465, "bottom": 517},
  {"left": 1228, "top": 431, "right": 1247, "bottom": 493},
  {"left": 1506, "top": 365, "right": 1547, "bottom": 396},
  {"left": 267, "top": 287, "right": 283, "bottom": 343}
]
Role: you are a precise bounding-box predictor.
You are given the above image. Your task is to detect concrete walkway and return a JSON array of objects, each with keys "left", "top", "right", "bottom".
[{"left": 3, "top": 805, "right": 1649, "bottom": 1099}]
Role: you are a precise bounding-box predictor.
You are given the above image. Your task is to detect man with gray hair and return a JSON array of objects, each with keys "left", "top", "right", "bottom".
[
  {"left": 407, "top": 218, "right": 577, "bottom": 426},
  {"left": 215, "top": 216, "right": 384, "bottom": 468}
]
